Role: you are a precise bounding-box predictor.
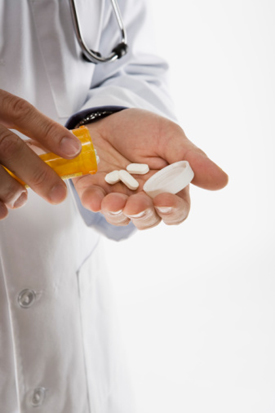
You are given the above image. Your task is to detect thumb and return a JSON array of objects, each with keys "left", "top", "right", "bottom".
[
  {"left": 184, "top": 145, "right": 229, "bottom": 190},
  {"left": 162, "top": 129, "right": 228, "bottom": 190}
]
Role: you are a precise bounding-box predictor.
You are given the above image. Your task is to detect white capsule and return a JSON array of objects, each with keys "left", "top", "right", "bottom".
[
  {"left": 126, "top": 163, "right": 149, "bottom": 175},
  {"left": 105, "top": 170, "right": 120, "bottom": 185},
  {"left": 119, "top": 170, "right": 139, "bottom": 190}
]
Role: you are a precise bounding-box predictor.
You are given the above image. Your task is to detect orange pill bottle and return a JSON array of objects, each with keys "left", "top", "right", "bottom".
[{"left": 7, "top": 126, "right": 98, "bottom": 186}]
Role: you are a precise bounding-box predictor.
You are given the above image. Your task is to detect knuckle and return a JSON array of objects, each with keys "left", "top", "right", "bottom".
[
  {"left": 0, "top": 172, "right": 24, "bottom": 205},
  {"left": 0, "top": 203, "right": 8, "bottom": 220},
  {"left": 2, "top": 184, "right": 19, "bottom": 204},
  {"left": 41, "top": 121, "right": 59, "bottom": 146},
  {"left": 0, "top": 131, "right": 24, "bottom": 161},
  {"left": 162, "top": 117, "right": 183, "bottom": 136},
  {"left": 30, "top": 165, "right": 53, "bottom": 188},
  {"left": 8, "top": 96, "right": 34, "bottom": 124}
]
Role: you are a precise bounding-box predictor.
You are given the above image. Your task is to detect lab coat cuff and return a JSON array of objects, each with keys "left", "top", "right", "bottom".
[{"left": 65, "top": 106, "right": 127, "bottom": 129}]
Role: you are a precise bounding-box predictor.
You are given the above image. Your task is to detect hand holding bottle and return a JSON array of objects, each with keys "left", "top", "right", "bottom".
[{"left": 0, "top": 89, "right": 82, "bottom": 219}]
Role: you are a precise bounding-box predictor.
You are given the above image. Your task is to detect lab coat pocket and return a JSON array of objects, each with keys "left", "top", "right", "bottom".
[{"left": 77, "top": 239, "right": 136, "bottom": 413}]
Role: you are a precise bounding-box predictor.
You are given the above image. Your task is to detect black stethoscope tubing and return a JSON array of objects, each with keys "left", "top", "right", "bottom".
[{"left": 69, "top": 0, "right": 128, "bottom": 64}]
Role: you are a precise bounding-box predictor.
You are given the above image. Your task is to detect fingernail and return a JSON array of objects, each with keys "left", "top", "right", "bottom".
[
  {"left": 12, "top": 191, "right": 28, "bottom": 209},
  {"left": 127, "top": 209, "right": 156, "bottom": 220},
  {"left": 49, "top": 183, "right": 67, "bottom": 204},
  {"left": 60, "top": 136, "right": 82, "bottom": 157},
  {"left": 155, "top": 206, "right": 173, "bottom": 214},
  {"left": 108, "top": 210, "right": 123, "bottom": 215},
  {"left": 128, "top": 210, "right": 147, "bottom": 218}
]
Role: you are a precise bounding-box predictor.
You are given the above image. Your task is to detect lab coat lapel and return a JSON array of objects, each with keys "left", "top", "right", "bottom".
[{"left": 30, "top": 0, "right": 103, "bottom": 118}]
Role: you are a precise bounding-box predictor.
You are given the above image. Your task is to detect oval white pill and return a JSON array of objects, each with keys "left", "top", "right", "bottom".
[
  {"left": 126, "top": 163, "right": 149, "bottom": 175},
  {"left": 105, "top": 170, "right": 120, "bottom": 185},
  {"left": 119, "top": 170, "right": 139, "bottom": 190},
  {"left": 143, "top": 161, "right": 194, "bottom": 198}
]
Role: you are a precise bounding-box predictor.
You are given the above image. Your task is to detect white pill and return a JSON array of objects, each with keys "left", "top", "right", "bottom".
[
  {"left": 105, "top": 170, "right": 120, "bottom": 184},
  {"left": 119, "top": 170, "right": 139, "bottom": 190},
  {"left": 126, "top": 163, "right": 149, "bottom": 175}
]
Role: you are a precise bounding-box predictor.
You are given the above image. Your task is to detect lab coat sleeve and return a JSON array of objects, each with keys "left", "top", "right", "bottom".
[{"left": 77, "top": 0, "right": 177, "bottom": 120}]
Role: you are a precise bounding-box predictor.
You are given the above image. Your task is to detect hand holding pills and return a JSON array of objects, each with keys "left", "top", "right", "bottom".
[{"left": 72, "top": 108, "right": 228, "bottom": 230}]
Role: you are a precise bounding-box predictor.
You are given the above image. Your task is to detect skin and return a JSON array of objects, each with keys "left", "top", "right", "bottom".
[{"left": 0, "top": 90, "right": 228, "bottom": 229}]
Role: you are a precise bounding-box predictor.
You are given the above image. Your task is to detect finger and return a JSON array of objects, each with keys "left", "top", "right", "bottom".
[
  {"left": 183, "top": 147, "right": 229, "bottom": 191},
  {"left": 101, "top": 193, "right": 130, "bottom": 226},
  {"left": 73, "top": 173, "right": 132, "bottom": 212},
  {"left": 158, "top": 122, "right": 228, "bottom": 190},
  {"left": 75, "top": 175, "right": 106, "bottom": 212},
  {"left": 0, "top": 89, "right": 81, "bottom": 158},
  {"left": 0, "top": 165, "right": 28, "bottom": 209},
  {"left": 153, "top": 189, "right": 191, "bottom": 226},
  {"left": 123, "top": 192, "right": 161, "bottom": 230},
  {"left": 0, "top": 201, "right": 8, "bottom": 220},
  {"left": 0, "top": 127, "right": 67, "bottom": 204}
]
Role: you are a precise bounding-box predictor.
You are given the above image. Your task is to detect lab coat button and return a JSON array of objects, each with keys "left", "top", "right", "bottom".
[
  {"left": 31, "top": 387, "right": 46, "bottom": 407},
  {"left": 18, "top": 289, "right": 36, "bottom": 308}
]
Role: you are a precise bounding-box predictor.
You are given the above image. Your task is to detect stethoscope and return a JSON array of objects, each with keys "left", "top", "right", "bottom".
[{"left": 69, "top": 0, "right": 128, "bottom": 64}]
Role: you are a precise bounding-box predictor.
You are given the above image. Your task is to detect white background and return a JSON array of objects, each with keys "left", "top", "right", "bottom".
[{"left": 103, "top": 1, "right": 275, "bottom": 412}]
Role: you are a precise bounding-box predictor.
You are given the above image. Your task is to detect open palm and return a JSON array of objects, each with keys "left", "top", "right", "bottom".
[{"left": 73, "top": 108, "right": 228, "bottom": 230}]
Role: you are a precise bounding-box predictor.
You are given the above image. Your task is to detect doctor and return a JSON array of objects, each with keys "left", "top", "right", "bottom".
[{"left": 0, "top": 1, "right": 227, "bottom": 412}]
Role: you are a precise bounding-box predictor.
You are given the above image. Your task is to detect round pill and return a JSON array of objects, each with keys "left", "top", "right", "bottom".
[
  {"left": 119, "top": 170, "right": 139, "bottom": 190},
  {"left": 105, "top": 170, "right": 120, "bottom": 184},
  {"left": 143, "top": 161, "right": 194, "bottom": 198},
  {"left": 126, "top": 163, "right": 149, "bottom": 175}
]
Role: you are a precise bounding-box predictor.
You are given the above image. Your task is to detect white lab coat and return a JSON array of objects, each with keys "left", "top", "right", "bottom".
[{"left": 0, "top": 1, "right": 175, "bottom": 412}]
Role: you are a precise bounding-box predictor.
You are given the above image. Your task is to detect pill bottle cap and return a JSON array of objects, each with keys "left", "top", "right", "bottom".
[{"left": 143, "top": 161, "right": 194, "bottom": 198}]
